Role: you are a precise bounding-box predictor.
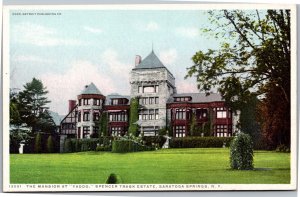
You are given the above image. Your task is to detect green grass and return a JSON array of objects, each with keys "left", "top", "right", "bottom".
[{"left": 10, "top": 148, "right": 290, "bottom": 184}]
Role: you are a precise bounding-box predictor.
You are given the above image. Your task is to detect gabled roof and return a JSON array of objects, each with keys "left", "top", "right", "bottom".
[
  {"left": 167, "top": 93, "right": 224, "bottom": 103},
  {"left": 133, "top": 51, "right": 166, "bottom": 70},
  {"left": 80, "top": 82, "right": 102, "bottom": 95}
]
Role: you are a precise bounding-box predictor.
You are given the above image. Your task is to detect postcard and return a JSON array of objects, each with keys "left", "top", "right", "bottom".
[{"left": 2, "top": 3, "right": 297, "bottom": 192}]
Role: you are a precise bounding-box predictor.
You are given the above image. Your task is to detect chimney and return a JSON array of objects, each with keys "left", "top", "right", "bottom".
[
  {"left": 68, "top": 100, "right": 76, "bottom": 112},
  {"left": 135, "top": 55, "right": 142, "bottom": 66}
]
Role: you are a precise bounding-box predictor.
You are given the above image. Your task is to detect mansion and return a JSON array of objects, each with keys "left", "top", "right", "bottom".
[{"left": 60, "top": 50, "right": 238, "bottom": 139}]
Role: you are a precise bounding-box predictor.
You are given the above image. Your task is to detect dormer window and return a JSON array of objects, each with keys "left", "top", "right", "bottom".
[{"left": 174, "top": 97, "right": 191, "bottom": 102}]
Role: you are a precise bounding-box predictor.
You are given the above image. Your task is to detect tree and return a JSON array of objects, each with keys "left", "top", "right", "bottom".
[
  {"left": 186, "top": 10, "right": 290, "bottom": 149},
  {"left": 17, "top": 78, "right": 55, "bottom": 134},
  {"left": 128, "top": 97, "right": 139, "bottom": 137}
]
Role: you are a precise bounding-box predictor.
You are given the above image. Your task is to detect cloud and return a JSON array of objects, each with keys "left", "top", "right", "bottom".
[
  {"left": 12, "top": 55, "right": 54, "bottom": 63},
  {"left": 175, "top": 27, "right": 200, "bottom": 38},
  {"left": 145, "top": 22, "right": 159, "bottom": 31},
  {"left": 83, "top": 26, "right": 103, "bottom": 34},
  {"left": 100, "top": 49, "right": 132, "bottom": 87},
  {"left": 176, "top": 79, "right": 199, "bottom": 93},
  {"left": 159, "top": 49, "right": 178, "bottom": 65},
  {"left": 39, "top": 60, "right": 117, "bottom": 115},
  {"left": 39, "top": 49, "right": 131, "bottom": 115},
  {"left": 12, "top": 22, "right": 83, "bottom": 46}
]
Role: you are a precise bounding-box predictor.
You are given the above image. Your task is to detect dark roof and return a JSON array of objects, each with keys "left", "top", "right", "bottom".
[
  {"left": 133, "top": 51, "right": 166, "bottom": 70},
  {"left": 80, "top": 82, "right": 102, "bottom": 95},
  {"left": 105, "top": 94, "right": 131, "bottom": 105},
  {"left": 167, "top": 93, "right": 224, "bottom": 103}
]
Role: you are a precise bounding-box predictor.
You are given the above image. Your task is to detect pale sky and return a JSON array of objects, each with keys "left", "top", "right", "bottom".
[{"left": 9, "top": 9, "right": 224, "bottom": 115}]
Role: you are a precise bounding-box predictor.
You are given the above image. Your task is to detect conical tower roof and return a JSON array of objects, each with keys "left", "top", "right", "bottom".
[
  {"left": 133, "top": 50, "right": 166, "bottom": 70},
  {"left": 80, "top": 82, "right": 102, "bottom": 95}
]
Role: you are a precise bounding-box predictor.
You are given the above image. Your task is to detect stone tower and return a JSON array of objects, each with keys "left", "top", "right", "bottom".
[{"left": 129, "top": 51, "right": 176, "bottom": 136}]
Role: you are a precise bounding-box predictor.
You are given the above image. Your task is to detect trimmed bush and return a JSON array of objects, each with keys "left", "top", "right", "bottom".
[
  {"left": 112, "top": 140, "right": 134, "bottom": 153},
  {"left": 169, "top": 137, "right": 233, "bottom": 148},
  {"left": 63, "top": 139, "right": 72, "bottom": 153},
  {"left": 230, "top": 133, "right": 254, "bottom": 170},
  {"left": 46, "top": 135, "right": 54, "bottom": 153},
  {"left": 105, "top": 173, "right": 121, "bottom": 184},
  {"left": 34, "top": 132, "right": 42, "bottom": 153}
]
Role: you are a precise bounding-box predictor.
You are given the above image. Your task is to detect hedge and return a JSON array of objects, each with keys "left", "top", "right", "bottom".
[
  {"left": 63, "top": 137, "right": 114, "bottom": 153},
  {"left": 169, "top": 137, "right": 233, "bottom": 148},
  {"left": 112, "top": 140, "right": 154, "bottom": 153},
  {"left": 142, "top": 136, "right": 166, "bottom": 148}
]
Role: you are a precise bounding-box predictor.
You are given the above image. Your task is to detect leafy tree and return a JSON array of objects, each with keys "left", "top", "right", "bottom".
[
  {"left": 17, "top": 78, "right": 55, "bottom": 134},
  {"left": 128, "top": 97, "right": 139, "bottom": 137},
  {"left": 186, "top": 10, "right": 290, "bottom": 149}
]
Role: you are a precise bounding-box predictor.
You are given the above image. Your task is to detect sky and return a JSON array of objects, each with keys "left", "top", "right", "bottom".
[{"left": 9, "top": 8, "right": 224, "bottom": 115}]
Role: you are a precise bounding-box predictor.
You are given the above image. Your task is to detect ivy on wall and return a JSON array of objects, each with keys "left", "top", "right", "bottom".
[{"left": 128, "top": 97, "right": 139, "bottom": 137}]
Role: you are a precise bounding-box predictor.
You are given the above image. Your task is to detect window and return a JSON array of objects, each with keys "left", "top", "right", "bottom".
[
  {"left": 149, "top": 97, "right": 154, "bottom": 105},
  {"left": 142, "top": 97, "right": 148, "bottom": 105},
  {"left": 175, "top": 97, "right": 191, "bottom": 102},
  {"left": 155, "top": 97, "right": 159, "bottom": 104},
  {"left": 149, "top": 109, "right": 154, "bottom": 120},
  {"left": 93, "top": 112, "right": 100, "bottom": 121},
  {"left": 94, "top": 99, "right": 100, "bottom": 106},
  {"left": 139, "top": 109, "right": 158, "bottom": 120},
  {"left": 83, "top": 99, "right": 90, "bottom": 105},
  {"left": 155, "top": 109, "right": 159, "bottom": 119},
  {"left": 109, "top": 112, "right": 127, "bottom": 122},
  {"left": 142, "top": 85, "right": 159, "bottom": 93},
  {"left": 78, "top": 112, "right": 81, "bottom": 122},
  {"left": 112, "top": 99, "right": 118, "bottom": 105},
  {"left": 83, "top": 126, "right": 90, "bottom": 138},
  {"left": 79, "top": 99, "right": 82, "bottom": 106},
  {"left": 175, "top": 109, "right": 186, "bottom": 120},
  {"left": 111, "top": 127, "right": 122, "bottom": 136},
  {"left": 142, "top": 126, "right": 159, "bottom": 136},
  {"left": 83, "top": 112, "right": 90, "bottom": 121},
  {"left": 217, "top": 111, "right": 227, "bottom": 118},
  {"left": 216, "top": 125, "right": 231, "bottom": 137},
  {"left": 175, "top": 126, "right": 186, "bottom": 137},
  {"left": 77, "top": 127, "right": 81, "bottom": 139},
  {"left": 143, "top": 86, "right": 154, "bottom": 93},
  {"left": 93, "top": 126, "right": 99, "bottom": 133}
]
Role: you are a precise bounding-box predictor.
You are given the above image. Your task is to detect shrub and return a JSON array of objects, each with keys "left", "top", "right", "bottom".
[
  {"left": 46, "top": 135, "right": 54, "bottom": 153},
  {"left": 112, "top": 139, "right": 154, "bottom": 153},
  {"left": 276, "top": 144, "right": 290, "bottom": 153},
  {"left": 80, "top": 138, "right": 98, "bottom": 151},
  {"left": 169, "top": 137, "right": 233, "bottom": 148},
  {"left": 34, "top": 132, "right": 42, "bottom": 153},
  {"left": 230, "top": 133, "right": 254, "bottom": 170},
  {"left": 112, "top": 140, "right": 134, "bottom": 153},
  {"left": 105, "top": 173, "right": 121, "bottom": 184},
  {"left": 142, "top": 136, "right": 166, "bottom": 148},
  {"left": 63, "top": 138, "right": 72, "bottom": 153},
  {"left": 96, "top": 145, "right": 111, "bottom": 152}
]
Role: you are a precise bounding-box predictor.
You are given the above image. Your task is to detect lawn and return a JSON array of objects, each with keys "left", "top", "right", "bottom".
[{"left": 10, "top": 148, "right": 290, "bottom": 184}]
